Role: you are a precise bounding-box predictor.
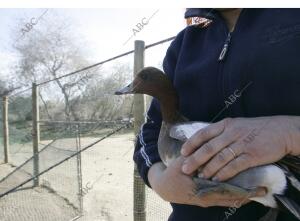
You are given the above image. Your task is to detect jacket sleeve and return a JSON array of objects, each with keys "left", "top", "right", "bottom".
[{"left": 133, "top": 29, "right": 185, "bottom": 187}]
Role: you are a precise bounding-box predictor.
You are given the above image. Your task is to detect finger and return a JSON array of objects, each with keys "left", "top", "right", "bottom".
[
  {"left": 231, "top": 198, "right": 251, "bottom": 208},
  {"left": 201, "top": 142, "right": 243, "bottom": 178},
  {"left": 219, "top": 199, "right": 250, "bottom": 207},
  {"left": 182, "top": 132, "right": 235, "bottom": 175},
  {"left": 181, "top": 119, "right": 229, "bottom": 156},
  {"left": 231, "top": 187, "right": 266, "bottom": 208},
  {"left": 198, "top": 199, "right": 237, "bottom": 207},
  {"left": 195, "top": 197, "right": 250, "bottom": 208},
  {"left": 249, "top": 187, "right": 267, "bottom": 198},
  {"left": 213, "top": 154, "right": 253, "bottom": 181}
]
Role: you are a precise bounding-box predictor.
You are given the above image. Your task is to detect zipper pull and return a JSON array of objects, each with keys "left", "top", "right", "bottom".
[{"left": 218, "top": 32, "right": 232, "bottom": 61}]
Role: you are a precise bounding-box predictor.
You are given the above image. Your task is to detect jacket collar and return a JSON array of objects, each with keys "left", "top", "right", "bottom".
[{"left": 185, "top": 8, "right": 217, "bottom": 20}]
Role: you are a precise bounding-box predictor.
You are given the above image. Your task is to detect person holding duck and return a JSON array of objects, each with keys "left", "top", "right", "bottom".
[{"left": 116, "top": 9, "right": 300, "bottom": 221}]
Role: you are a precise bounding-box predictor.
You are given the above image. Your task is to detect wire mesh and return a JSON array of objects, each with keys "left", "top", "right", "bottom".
[
  {"left": 146, "top": 187, "right": 172, "bottom": 220},
  {"left": 0, "top": 88, "right": 83, "bottom": 221},
  {"left": 7, "top": 91, "right": 33, "bottom": 166},
  {"left": 144, "top": 39, "right": 173, "bottom": 221},
  {"left": 73, "top": 41, "right": 173, "bottom": 221},
  {"left": 75, "top": 121, "right": 134, "bottom": 221},
  {"left": 0, "top": 101, "right": 3, "bottom": 163},
  {"left": 0, "top": 122, "right": 82, "bottom": 221},
  {"left": 37, "top": 52, "right": 136, "bottom": 221},
  {"left": 39, "top": 122, "right": 82, "bottom": 212}
]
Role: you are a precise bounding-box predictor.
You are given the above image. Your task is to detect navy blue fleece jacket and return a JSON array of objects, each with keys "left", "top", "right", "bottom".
[{"left": 134, "top": 8, "right": 300, "bottom": 221}]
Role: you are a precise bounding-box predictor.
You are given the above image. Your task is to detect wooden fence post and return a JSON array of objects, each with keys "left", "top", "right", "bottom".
[
  {"left": 2, "top": 96, "right": 9, "bottom": 163},
  {"left": 133, "top": 40, "right": 146, "bottom": 221},
  {"left": 32, "top": 83, "right": 40, "bottom": 186}
]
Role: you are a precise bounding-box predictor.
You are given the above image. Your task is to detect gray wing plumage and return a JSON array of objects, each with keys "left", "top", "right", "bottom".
[{"left": 158, "top": 121, "right": 209, "bottom": 166}]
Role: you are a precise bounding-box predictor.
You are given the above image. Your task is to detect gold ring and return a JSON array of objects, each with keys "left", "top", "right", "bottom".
[{"left": 227, "top": 147, "right": 237, "bottom": 159}]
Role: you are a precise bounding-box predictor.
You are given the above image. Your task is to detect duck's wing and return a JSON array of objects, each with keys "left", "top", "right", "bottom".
[
  {"left": 169, "top": 121, "right": 210, "bottom": 142},
  {"left": 276, "top": 156, "right": 300, "bottom": 220}
]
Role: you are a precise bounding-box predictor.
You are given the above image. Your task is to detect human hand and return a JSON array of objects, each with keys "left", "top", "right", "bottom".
[
  {"left": 181, "top": 116, "right": 300, "bottom": 182},
  {"left": 148, "top": 158, "right": 265, "bottom": 207}
]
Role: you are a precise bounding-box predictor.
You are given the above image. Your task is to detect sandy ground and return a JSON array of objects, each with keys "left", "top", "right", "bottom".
[
  {"left": 78, "top": 132, "right": 172, "bottom": 221},
  {"left": 0, "top": 131, "right": 172, "bottom": 221}
]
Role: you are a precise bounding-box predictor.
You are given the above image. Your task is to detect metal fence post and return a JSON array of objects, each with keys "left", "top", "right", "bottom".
[
  {"left": 76, "top": 123, "right": 83, "bottom": 215},
  {"left": 32, "top": 83, "right": 40, "bottom": 186},
  {"left": 133, "top": 40, "right": 146, "bottom": 221},
  {"left": 2, "top": 96, "right": 9, "bottom": 163}
]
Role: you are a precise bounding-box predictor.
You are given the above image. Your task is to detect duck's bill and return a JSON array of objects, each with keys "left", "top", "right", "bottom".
[{"left": 114, "top": 83, "right": 134, "bottom": 95}]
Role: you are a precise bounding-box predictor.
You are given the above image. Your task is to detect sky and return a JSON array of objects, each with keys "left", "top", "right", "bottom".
[{"left": 0, "top": 8, "right": 187, "bottom": 81}]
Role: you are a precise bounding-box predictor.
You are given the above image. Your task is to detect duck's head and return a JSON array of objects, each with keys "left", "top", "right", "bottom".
[
  {"left": 115, "top": 66, "right": 182, "bottom": 123},
  {"left": 114, "top": 67, "right": 176, "bottom": 100}
]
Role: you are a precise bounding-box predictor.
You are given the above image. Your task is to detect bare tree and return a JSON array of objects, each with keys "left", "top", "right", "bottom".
[
  {"left": 77, "top": 63, "right": 133, "bottom": 121},
  {"left": 12, "top": 11, "right": 132, "bottom": 123},
  {"left": 13, "top": 13, "right": 98, "bottom": 121}
]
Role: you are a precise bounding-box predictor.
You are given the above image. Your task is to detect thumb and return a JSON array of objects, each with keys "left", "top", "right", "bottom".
[{"left": 250, "top": 187, "right": 267, "bottom": 198}]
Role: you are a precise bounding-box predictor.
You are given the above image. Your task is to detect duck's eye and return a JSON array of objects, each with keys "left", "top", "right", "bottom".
[{"left": 140, "top": 73, "right": 148, "bottom": 80}]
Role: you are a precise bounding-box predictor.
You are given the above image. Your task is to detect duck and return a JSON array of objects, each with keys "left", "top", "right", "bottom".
[{"left": 115, "top": 66, "right": 300, "bottom": 220}]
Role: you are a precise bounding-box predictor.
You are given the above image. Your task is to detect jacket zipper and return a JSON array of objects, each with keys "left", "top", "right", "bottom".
[
  {"left": 218, "top": 32, "right": 232, "bottom": 61},
  {"left": 216, "top": 10, "right": 245, "bottom": 121}
]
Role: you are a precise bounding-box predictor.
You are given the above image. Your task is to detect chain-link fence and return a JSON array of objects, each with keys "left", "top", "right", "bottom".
[
  {"left": 0, "top": 91, "right": 83, "bottom": 220},
  {"left": 8, "top": 91, "right": 33, "bottom": 166},
  {"left": 0, "top": 37, "right": 174, "bottom": 221}
]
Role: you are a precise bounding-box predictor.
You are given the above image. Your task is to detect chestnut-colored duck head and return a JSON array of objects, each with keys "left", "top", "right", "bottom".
[
  {"left": 115, "top": 67, "right": 175, "bottom": 98},
  {"left": 115, "top": 67, "right": 181, "bottom": 123}
]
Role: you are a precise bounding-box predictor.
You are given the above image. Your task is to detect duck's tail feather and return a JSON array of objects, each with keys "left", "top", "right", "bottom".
[
  {"left": 274, "top": 194, "right": 300, "bottom": 220},
  {"left": 278, "top": 156, "right": 300, "bottom": 177},
  {"left": 277, "top": 156, "right": 300, "bottom": 192},
  {"left": 275, "top": 156, "right": 300, "bottom": 220}
]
